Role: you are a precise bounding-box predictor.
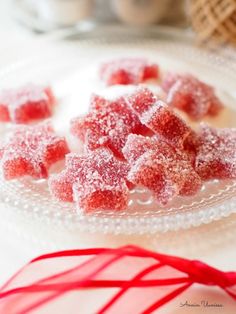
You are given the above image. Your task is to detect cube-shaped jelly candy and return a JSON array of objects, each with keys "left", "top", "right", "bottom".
[
  {"left": 49, "top": 148, "right": 129, "bottom": 212},
  {"left": 0, "top": 84, "right": 55, "bottom": 124},
  {"left": 0, "top": 122, "right": 69, "bottom": 180},
  {"left": 195, "top": 124, "right": 236, "bottom": 180},
  {"left": 71, "top": 96, "right": 148, "bottom": 158},
  {"left": 125, "top": 87, "right": 191, "bottom": 148},
  {"left": 100, "top": 58, "right": 159, "bottom": 86},
  {"left": 164, "top": 74, "right": 223, "bottom": 120}
]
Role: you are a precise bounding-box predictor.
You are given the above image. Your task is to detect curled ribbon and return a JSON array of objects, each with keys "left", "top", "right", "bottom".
[{"left": 0, "top": 245, "right": 236, "bottom": 313}]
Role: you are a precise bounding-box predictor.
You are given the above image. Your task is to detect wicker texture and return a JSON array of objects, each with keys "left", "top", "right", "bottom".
[{"left": 189, "top": 0, "right": 236, "bottom": 46}]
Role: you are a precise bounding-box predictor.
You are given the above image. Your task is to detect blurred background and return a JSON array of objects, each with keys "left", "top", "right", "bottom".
[{"left": 1, "top": 0, "right": 236, "bottom": 47}]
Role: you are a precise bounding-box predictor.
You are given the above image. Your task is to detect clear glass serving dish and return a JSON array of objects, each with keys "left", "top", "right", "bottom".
[{"left": 0, "top": 26, "right": 235, "bottom": 234}]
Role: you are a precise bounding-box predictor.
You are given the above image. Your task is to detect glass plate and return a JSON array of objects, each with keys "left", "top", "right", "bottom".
[{"left": 0, "top": 26, "right": 235, "bottom": 234}]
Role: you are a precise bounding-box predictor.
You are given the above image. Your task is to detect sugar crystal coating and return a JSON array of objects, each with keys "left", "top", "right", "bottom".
[
  {"left": 128, "top": 150, "right": 177, "bottom": 205},
  {"left": 0, "top": 122, "right": 69, "bottom": 180},
  {"left": 90, "top": 94, "right": 109, "bottom": 111},
  {"left": 195, "top": 124, "right": 236, "bottom": 180},
  {"left": 183, "top": 130, "right": 200, "bottom": 165},
  {"left": 164, "top": 74, "right": 223, "bottom": 120},
  {"left": 71, "top": 95, "right": 148, "bottom": 158},
  {"left": 123, "top": 134, "right": 202, "bottom": 203},
  {"left": 49, "top": 154, "right": 84, "bottom": 202},
  {"left": 161, "top": 72, "right": 181, "bottom": 93},
  {"left": 0, "top": 84, "right": 55, "bottom": 124},
  {"left": 125, "top": 87, "right": 156, "bottom": 115},
  {"left": 0, "top": 147, "right": 3, "bottom": 159},
  {"left": 100, "top": 58, "right": 159, "bottom": 86},
  {"left": 49, "top": 148, "right": 129, "bottom": 212},
  {"left": 125, "top": 87, "right": 191, "bottom": 148},
  {"left": 122, "top": 134, "right": 159, "bottom": 164},
  {"left": 141, "top": 104, "right": 191, "bottom": 148},
  {"left": 0, "top": 104, "right": 10, "bottom": 122}
]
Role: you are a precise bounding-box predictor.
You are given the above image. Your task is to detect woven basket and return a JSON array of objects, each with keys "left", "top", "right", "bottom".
[{"left": 189, "top": 0, "right": 236, "bottom": 46}]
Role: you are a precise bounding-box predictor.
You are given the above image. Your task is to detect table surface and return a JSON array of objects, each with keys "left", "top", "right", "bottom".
[{"left": 0, "top": 1, "right": 236, "bottom": 313}]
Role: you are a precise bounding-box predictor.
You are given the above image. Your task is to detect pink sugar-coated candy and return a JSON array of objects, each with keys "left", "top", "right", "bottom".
[
  {"left": 183, "top": 130, "right": 200, "bottom": 166},
  {"left": 122, "top": 134, "right": 159, "bottom": 164},
  {"left": 71, "top": 96, "right": 148, "bottom": 158},
  {"left": 90, "top": 93, "right": 151, "bottom": 135},
  {"left": 125, "top": 87, "right": 156, "bottom": 115},
  {"left": 122, "top": 134, "right": 182, "bottom": 164},
  {"left": 128, "top": 150, "right": 201, "bottom": 205},
  {"left": 74, "top": 180, "right": 129, "bottom": 212},
  {"left": 195, "top": 124, "right": 236, "bottom": 180},
  {"left": 141, "top": 104, "right": 191, "bottom": 148},
  {"left": 0, "top": 122, "right": 69, "bottom": 180},
  {"left": 49, "top": 153, "right": 85, "bottom": 202},
  {"left": 123, "top": 134, "right": 202, "bottom": 202},
  {"left": 100, "top": 58, "right": 159, "bottom": 86},
  {"left": 49, "top": 148, "right": 130, "bottom": 212},
  {"left": 161, "top": 72, "right": 181, "bottom": 93},
  {"left": 0, "top": 144, "right": 4, "bottom": 159},
  {"left": 0, "top": 104, "right": 10, "bottom": 121},
  {"left": 0, "top": 84, "right": 55, "bottom": 124},
  {"left": 90, "top": 94, "right": 109, "bottom": 111},
  {"left": 126, "top": 87, "right": 191, "bottom": 148},
  {"left": 128, "top": 151, "right": 177, "bottom": 205},
  {"left": 164, "top": 74, "right": 223, "bottom": 120}
]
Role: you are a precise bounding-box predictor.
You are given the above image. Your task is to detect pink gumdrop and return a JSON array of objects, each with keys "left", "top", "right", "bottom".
[
  {"left": 49, "top": 154, "right": 85, "bottom": 202},
  {"left": 123, "top": 134, "right": 202, "bottom": 202},
  {"left": 125, "top": 87, "right": 157, "bottom": 115},
  {"left": 195, "top": 124, "right": 236, "bottom": 180},
  {"left": 71, "top": 96, "right": 148, "bottom": 158},
  {"left": 100, "top": 58, "right": 159, "bottom": 86},
  {"left": 128, "top": 150, "right": 177, "bottom": 205},
  {"left": 183, "top": 130, "right": 200, "bottom": 165},
  {"left": 0, "top": 122, "right": 69, "bottom": 180},
  {"left": 126, "top": 87, "right": 191, "bottom": 148},
  {"left": 161, "top": 72, "right": 181, "bottom": 92},
  {"left": 164, "top": 74, "right": 223, "bottom": 120},
  {"left": 49, "top": 148, "right": 130, "bottom": 212},
  {"left": 0, "top": 104, "right": 10, "bottom": 122},
  {"left": 89, "top": 94, "right": 110, "bottom": 111},
  {"left": 122, "top": 134, "right": 159, "bottom": 164},
  {"left": 0, "top": 84, "right": 56, "bottom": 124}
]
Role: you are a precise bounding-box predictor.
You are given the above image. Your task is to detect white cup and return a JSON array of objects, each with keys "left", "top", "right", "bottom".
[
  {"left": 34, "top": 0, "right": 94, "bottom": 25},
  {"left": 112, "top": 0, "right": 171, "bottom": 26}
]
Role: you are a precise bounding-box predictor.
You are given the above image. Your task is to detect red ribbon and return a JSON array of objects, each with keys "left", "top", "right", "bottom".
[{"left": 0, "top": 245, "right": 236, "bottom": 313}]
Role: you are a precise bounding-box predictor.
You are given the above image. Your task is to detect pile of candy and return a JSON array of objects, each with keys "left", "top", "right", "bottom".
[{"left": 0, "top": 58, "right": 235, "bottom": 213}]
